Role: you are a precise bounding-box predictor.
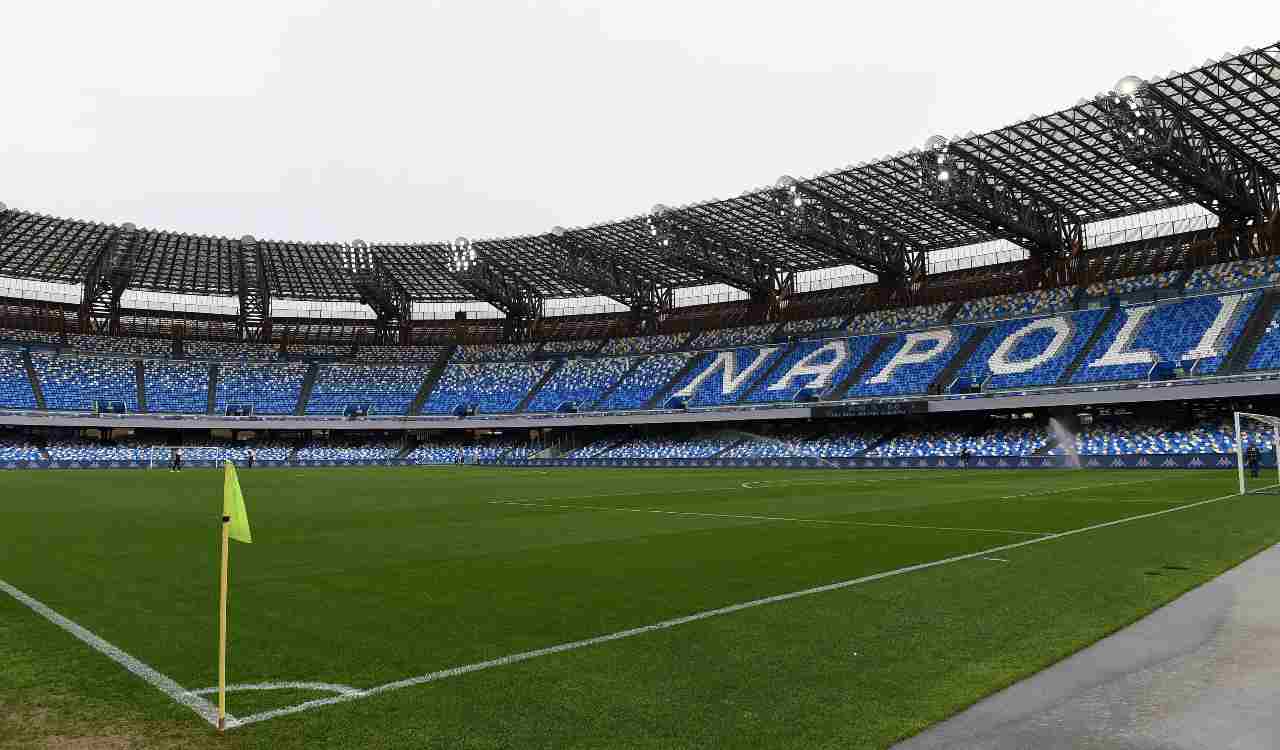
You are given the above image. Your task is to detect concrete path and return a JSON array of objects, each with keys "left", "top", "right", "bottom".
[{"left": 894, "top": 543, "right": 1280, "bottom": 750}]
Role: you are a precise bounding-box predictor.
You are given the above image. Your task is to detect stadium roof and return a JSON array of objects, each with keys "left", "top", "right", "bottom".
[{"left": 1, "top": 42, "right": 1277, "bottom": 304}]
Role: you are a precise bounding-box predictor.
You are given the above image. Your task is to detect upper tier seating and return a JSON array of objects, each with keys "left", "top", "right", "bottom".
[
  {"left": 0, "top": 328, "right": 61, "bottom": 345},
  {"left": 598, "top": 332, "right": 689, "bottom": 356},
  {"left": 31, "top": 352, "right": 139, "bottom": 411},
  {"left": 690, "top": 323, "right": 778, "bottom": 350},
  {"left": 359, "top": 344, "right": 447, "bottom": 362},
  {"left": 306, "top": 363, "right": 428, "bottom": 415},
  {"left": 144, "top": 360, "right": 210, "bottom": 413},
  {"left": 1072, "top": 292, "right": 1259, "bottom": 384},
  {"left": 452, "top": 342, "right": 539, "bottom": 363},
  {"left": 595, "top": 353, "right": 692, "bottom": 410},
  {"left": 214, "top": 362, "right": 309, "bottom": 414},
  {"left": 847, "top": 303, "right": 949, "bottom": 336},
  {"left": 185, "top": 341, "right": 278, "bottom": 361},
  {"left": 286, "top": 343, "right": 351, "bottom": 357},
  {"left": 952, "top": 309, "right": 1107, "bottom": 391},
  {"left": 67, "top": 334, "right": 171, "bottom": 357},
  {"left": 0, "top": 349, "right": 37, "bottom": 409},
  {"left": 1085, "top": 269, "right": 1182, "bottom": 297},
  {"left": 540, "top": 339, "right": 602, "bottom": 354},
  {"left": 781, "top": 315, "right": 847, "bottom": 337},
  {"left": 525, "top": 357, "right": 633, "bottom": 412},
  {"left": 422, "top": 361, "right": 550, "bottom": 414},
  {"left": 1183, "top": 257, "right": 1280, "bottom": 294},
  {"left": 952, "top": 288, "right": 1074, "bottom": 323},
  {"left": 603, "top": 435, "right": 737, "bottom": 459}
]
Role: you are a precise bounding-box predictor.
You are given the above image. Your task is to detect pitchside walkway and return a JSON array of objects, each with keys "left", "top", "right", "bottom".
[{"left": 894, "top": 543, "right": 1280, "bottom": 749}]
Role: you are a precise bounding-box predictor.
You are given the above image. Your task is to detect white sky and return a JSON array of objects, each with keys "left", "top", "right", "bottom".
[{"left": 2, "top": 0, "right": 1276, "bottom": 247}]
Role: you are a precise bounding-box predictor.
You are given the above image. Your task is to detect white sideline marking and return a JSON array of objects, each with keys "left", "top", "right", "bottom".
[
  {"left": 490, "top": 499, "right": 1049, "bottom": 536},
  {"left": 981, "top": 557, "right": 1010, "bottom": 563},
  {"left": 1000, "top": 476, "right": 1173, "bottom": 500},
  {"left": 0, "top": 579, "right": 225, "bottom": 728},
  {"left": 225, "top": 487, "right": 1247, "bottom": 728}
]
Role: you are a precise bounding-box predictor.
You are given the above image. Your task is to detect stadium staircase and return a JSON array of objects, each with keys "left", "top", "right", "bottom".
[
  {"left": 206, "top": 363, "right": 219, "bottom": 415},
  {"left": 930, "top": 327, "right": 992, "bottom": 394},
  {"left": 394, "top": 441, "right": 416, "bottom": 459},
  {"left": 827, "top": 335, "right": 894, "bottom": 400},
  {"left": 644, "top": 355, "right": 703, "bottom": 409},
  {"left": 20, "top": 351, "right": 45, "bottom": 410},
  {"left": 1033, "top": 437, "right": 1060, "bottom": 456},
  {"left": 858, "top": 423, "right": 904, "bottom": 456},
  {"left": 736, "top": 342, "right": 798, "bottom": 404},
  {"left": 515, "top": 359, "right": 566, "bottom": 412},
  {"left": 1057, "top": 305, "right": 1119, "bottom": 385},
  {"left": 135, "top": 361, "right": 147, "bottom": 412},
  {"left": 940, "top": 301, "right": 962, "bottom": 324},
  {"left": 1221, "top": 288, "right": 1279, "bottom": 374},
  {"left": 589, "top": 355, "right": 648, "bottom": 409},
  {"left": 294, "top": 363, "right": 320, "bottom": 415},
  {"left": 711, "top": 436, "right": 750, "bottom": 458},
  {"left": 408, "top": 344, "right": 456, "bottom": 416}
]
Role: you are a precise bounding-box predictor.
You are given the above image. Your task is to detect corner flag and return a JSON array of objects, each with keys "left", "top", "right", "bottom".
[
  {"left": 223, "top": 461, "right": 252, "bottom": 543},
  {"left": 218, "top": 460, "right": 253, "bottom": 731}
]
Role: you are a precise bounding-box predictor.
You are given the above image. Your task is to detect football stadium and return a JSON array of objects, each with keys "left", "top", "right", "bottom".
[{"left": 4, "top": 18, "right": 1280, "bottom": 750}]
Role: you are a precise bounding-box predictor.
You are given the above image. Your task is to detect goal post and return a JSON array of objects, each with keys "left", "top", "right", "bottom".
[{"left": 1233, "top": 412, "right": 1280, "bottom": 495}]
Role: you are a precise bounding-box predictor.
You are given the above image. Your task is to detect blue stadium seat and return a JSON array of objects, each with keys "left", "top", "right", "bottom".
[{"left": 306, "top": 364, "right": 428, "bottom": 415}]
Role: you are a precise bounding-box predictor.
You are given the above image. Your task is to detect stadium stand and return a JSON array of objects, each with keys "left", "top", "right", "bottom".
[
  {"left": 452, "top": 343, "right": 539, "bottom": 363},
  {"left": 0, "top": 349, "right": 37, "bottom": 409},
  {"left": 1070, "top": 418, "right": 1261, "bottom": 455},
  {"left": 781, "top": 315, "right": 847, "bottom": 337},
  {"left": 952, "top": 288, "right": 1074, "bottom": 323},
  {"left": 868, "top": 423, "right": 1049, "bottom": 457},
  {"left": 31, "top": 352, "right": 139, "bottom": 411},
  {"left": 214, "top": 362, "right": 310, "bottom": 414},
  {"left": 952, "top": 310, "right": 1107, "bottom": 391},
  {"left": 690, "top": 323, "right": 778, "bottom": 350},
  {"left": 744, "top": 336, "right": 879, "bottom": 403},
  {"left": 847, "top": 327, "right": 976, "bottom": 397},
  {"left": 144, "top": 359, "right": 211, "bottom": 414},
  {"left": 1246, "top": 309, "right": 1280, "bottom": 371},
  {"left": 595, "top": 353, "right": 692, "bottom": 410},
  {"left": 359, "top": 344, "right": 447, "bottom": 362},
  {"left": 185, "top": 341, "right": 278, "bottom": 361},
  {"left": 422, "top": 361, "right": 550, "bottom": 414},
  {"left": 667, "top": 346, "right": 784, "bottom": 407},
  {"left": 286, "top": 343, "right": 351, "bottom": 357},
  {"left": 67, "top": 334, "right": 171, "bottom": 357},
  {"left": 1183, "top": 256, "right": 1280, "bottom": 293},
  {"left": 0, "top": 328, "right": 61, "bottom": 346},
  {"left": 0, "top": 432, "right": 41, "bottom": 461},
  {"left": 602, "top": 434, "right": 737, "bottom": 459},
  {"left": 540, "top": 339, "right": 602, "bottom": 354},
  {"left": 847, "top": 303, "right": 950, "bottom": 335},
  {"left": 305, "top": 363, "right": 428, "bottom": 415},
  {"left": 1085, "top": 269, "right": 1183, "bottom": 297},
  {"left": 1072, "top": 292, "right": 1259, "bottom": 383},
  {"left": 525, "top": 356, "right": 632, "bottom": 412},
  {"left": 598, "top": 332, "right": 690, "bottom": 356},
  {"left": 295, "top": 436, "right": 400, "bottom": 460}
]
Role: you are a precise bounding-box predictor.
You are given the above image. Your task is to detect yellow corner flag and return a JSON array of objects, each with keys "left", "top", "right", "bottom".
[
  {"left": 223, "top": 460, "right": 252, "bottom": 544},
  {"left": 218, "top": 459, "right": 252, "bottom": 731}
]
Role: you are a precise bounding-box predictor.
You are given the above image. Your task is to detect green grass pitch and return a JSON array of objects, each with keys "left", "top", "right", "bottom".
[{"left": 2, "top": 466, "right": 1279, "bottom": 749}]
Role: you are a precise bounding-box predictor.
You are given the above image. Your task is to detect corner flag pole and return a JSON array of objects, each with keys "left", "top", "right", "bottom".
[{"left": 218, "top": 513, "right": 230, "bottom": 731}]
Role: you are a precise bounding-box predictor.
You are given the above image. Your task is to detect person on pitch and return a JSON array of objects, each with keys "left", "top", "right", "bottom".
[
  {"left": 1246, "top": 443, "right": 1261, "bottom": 479},
  {"left": 247, "top": 447, "right": 256, "bottom": 469}
]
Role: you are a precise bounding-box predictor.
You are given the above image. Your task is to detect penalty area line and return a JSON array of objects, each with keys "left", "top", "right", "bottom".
[
  {"left": 0, "top": 579, "right": 226, "bottom": 728},
  {"left": 227, "top": 487, "right": 1245, "bottom": 729}
]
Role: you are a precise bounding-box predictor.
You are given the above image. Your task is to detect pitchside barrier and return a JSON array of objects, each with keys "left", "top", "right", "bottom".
[
  {"left": 0, "top": 454, "right": 1264, "bottom": 471},
  {"left": 480, "top": 454, "right": 1264, "bottom": 470}
]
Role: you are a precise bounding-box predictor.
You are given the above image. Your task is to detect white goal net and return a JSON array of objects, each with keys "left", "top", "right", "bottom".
[{"left": 1233, "top": 412, "right": 1280, "bottom": 494}]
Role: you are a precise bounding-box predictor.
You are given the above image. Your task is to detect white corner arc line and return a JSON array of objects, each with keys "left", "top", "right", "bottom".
[
  {"left": 0, "top": 579, "right": 226, "bottom": 728},
  {"left": 227, "top": 488, "right": 1247, "bottom": 729}
]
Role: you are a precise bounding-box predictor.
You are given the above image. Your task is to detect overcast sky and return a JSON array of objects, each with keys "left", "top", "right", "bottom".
[{"left": 3, "top": 1, "right": 1276, "bottom": 245}]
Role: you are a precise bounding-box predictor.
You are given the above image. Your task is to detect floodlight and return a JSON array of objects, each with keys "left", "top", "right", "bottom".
[{"left": 1114, "top": 75, "right": 1146, "bottom": 98}]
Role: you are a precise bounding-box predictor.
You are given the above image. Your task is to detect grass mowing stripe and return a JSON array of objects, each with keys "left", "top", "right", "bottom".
[
  {"left": 490, "top": 499, "right": 1049, "bottom": 535},
  {"left": 225, "top": 486, "right": 1250, "bottom": 730},
  {"left": 0, "top": 578, "right": 226, "bottom": 728},
  {"left": 999, "top": 476, "right": 1172, "bottom": 500}
]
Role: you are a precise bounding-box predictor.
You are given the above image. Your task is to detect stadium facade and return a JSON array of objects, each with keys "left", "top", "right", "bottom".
[{"left": 1, "top": 43, "right": 1279, "bottom": 468}]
